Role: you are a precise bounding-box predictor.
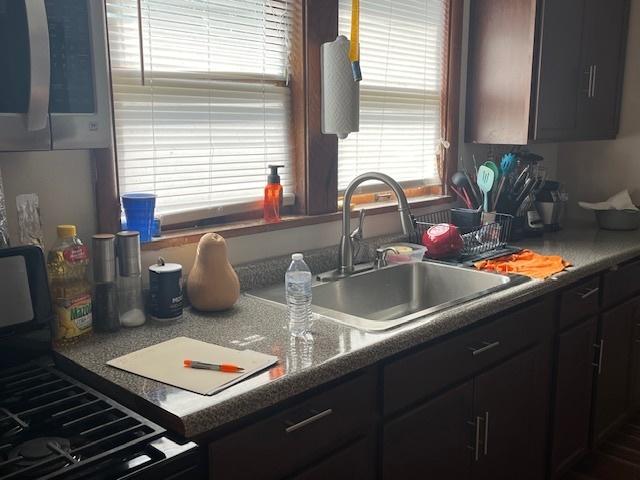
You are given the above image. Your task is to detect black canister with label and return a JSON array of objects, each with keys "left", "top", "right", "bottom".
[{"left": 148, "top": 257, "right": 183, "bottom": 322}]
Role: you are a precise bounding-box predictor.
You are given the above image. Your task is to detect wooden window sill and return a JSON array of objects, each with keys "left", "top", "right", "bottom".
[{"left": 141, "top": 195, "right": 453, "bottom": 251}]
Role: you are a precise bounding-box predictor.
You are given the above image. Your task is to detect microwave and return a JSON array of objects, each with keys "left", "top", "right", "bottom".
[{"left": 0, "top": 0, "right": 111, "bottom": 151}]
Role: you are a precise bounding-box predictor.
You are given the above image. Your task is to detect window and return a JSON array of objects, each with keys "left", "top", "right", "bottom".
[
  {"left": 337, "top": 0, "right": 448, "bottom": 192},
  {"left": 106, "top": 0, "right": 294, "bottom": 223}
]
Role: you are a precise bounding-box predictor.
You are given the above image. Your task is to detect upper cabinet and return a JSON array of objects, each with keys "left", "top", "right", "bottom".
[{"left": 465, "top": 0, "right": 630, "bottom": 145}]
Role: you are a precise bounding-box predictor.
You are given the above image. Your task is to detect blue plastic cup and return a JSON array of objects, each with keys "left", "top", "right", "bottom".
[{"left": 121, "top": 193, "right": 156, "bottom": 243}]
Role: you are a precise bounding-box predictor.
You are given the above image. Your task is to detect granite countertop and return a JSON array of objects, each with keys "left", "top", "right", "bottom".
[{"left": 54, "top": 222, "right": 640, "bottom": 439}]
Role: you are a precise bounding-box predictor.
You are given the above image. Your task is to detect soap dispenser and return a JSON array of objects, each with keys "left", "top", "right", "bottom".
[{"left": 264, "top": 165, "right": 284, "bottom": 223}]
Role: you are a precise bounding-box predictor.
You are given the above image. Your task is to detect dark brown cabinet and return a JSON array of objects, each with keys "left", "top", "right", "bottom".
[
  {"left": 466, "top": 0, "right": 630, "bottom": 144},
  {"left": 593, "top": 299, "right": 635, "bottom": 443},
  {"left": 290, "top": 436, "right": 375, "bottom": 480},
  {"left": 629, "top": 300, "right": 640, "bottom": 410},
  {"left": 473, "top": 344, "right": 551, "bottom": 480},
  {"left": 550, "top": 317, "right": 598, "bottom": 478},
  {"left": 382, "top": 343, "right": 551, "bottom": 480},
  {"left": 532, "top": 0, "right": 586, "bottom": 141},
  {"left": 383, "top": 381, "right": 474, "bottom": 480},
  {"left": 578, "top": 0, "right": 629, "bottom": 139},
  {"left": 209, "top": 372, "right": 377, "bottom": 480}
]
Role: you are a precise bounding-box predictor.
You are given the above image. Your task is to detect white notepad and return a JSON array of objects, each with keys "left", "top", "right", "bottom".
[{"left": 107, "top": 337, "right": 278, "bottom": 395}]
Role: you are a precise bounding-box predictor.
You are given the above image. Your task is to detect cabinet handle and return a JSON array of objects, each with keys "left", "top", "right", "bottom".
[
  {"left": 593, "top": 340, "right": 604, "bottom": 375},
  {"left": 583, "top": 65, "right": 593, "bottom": 96},
  {"left": 468, "top": 341, "right": 500, "bottom": 356},
  {"left": 284, "top": 408, "right": 333, "bottom": 433},
  {"left": 577, "top": 286, "right": 599, "bottom": 299},
  {"left": 483, "top": 411, "right": 490, "bottom": 456},
  {"left": 24, "top": 0, "right": 50, "bottom": 132},
  {"left": 590, "top": 64, "right": 598, "bottom": 98},
  {"left": 467, "top": 416, "right": 483, "bottom": 461}
]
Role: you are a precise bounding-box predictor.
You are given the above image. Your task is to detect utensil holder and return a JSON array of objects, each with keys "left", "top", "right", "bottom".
[{"left": 450, "top": 208, "right": 482, "bottom": 234}]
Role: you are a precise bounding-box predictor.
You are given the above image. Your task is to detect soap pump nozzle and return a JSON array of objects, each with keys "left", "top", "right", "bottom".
[{"left": 268, "top": 164, "right": 284, "bottom": 185}]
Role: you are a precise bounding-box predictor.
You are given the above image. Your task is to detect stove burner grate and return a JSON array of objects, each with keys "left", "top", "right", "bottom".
[{"left": 0, "top": 364, "right": 164, "bottom": 480}]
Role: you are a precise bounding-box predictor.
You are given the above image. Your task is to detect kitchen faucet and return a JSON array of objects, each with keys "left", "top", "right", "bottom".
[{"left": 339, "top": 172, "right": 416, "bottom": 274}]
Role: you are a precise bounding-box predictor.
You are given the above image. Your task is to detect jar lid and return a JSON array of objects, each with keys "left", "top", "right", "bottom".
[
  {"left": 92, "top": 234, "right": 116, "bottom": 282},
  {"left": 149, "top": 257, "right": 181, "bottom": 274},
  {"left": 57, "top": 225, "right": 76, "bottom": 238},
  {"left": 116, "top": 231, "right": 141, "bottom": 276},
  {"left": 149, "top": 263, "right": 182, "bottom": 274}
]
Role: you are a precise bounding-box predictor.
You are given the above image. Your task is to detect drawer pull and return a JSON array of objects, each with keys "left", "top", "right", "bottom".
[
  {"left": 469, "top": 341, "right": 501, "bottom": 356},
  {"left": 577, "top": 287, "right": 599, "bottom": 299},
  {"left": 593, "top": 340, "right": 604, "bottom": 375},
  {"left": 285, "top": 408, "right": 333, "bottom": 434},
  {"left": 483, "top": 411, "right": 490, "bottom": 456},
  {"left": 467, "top": 416, "right": 483, "bottom": 461}
]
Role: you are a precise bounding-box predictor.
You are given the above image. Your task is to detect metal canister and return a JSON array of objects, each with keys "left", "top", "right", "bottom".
[
  {"left": 116, "top": 231, "right": 141, "bottom": 276},
  {"left": 148, "top": 257, "right": 183, "bottom": 322},
  {"left": 92, "top": 234, "right": 120, "bottom": 332}
]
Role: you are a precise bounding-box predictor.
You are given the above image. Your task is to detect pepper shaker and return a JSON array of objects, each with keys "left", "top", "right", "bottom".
[{"left": 92, "top": 234, "right": 120, "bottom": 332}]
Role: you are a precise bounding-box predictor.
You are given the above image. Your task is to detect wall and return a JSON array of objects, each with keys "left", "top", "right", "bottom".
[
  {"left": 556, "top": 0, "right": 640, "bottom": 220},
  {"left": 0, "top": 150, "right": 97, "bottom": 250}
]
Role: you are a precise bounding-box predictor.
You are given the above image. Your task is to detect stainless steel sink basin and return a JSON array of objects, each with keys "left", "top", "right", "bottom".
[{"left": 248, "top": 261, "right": 528, "bottom": 331}]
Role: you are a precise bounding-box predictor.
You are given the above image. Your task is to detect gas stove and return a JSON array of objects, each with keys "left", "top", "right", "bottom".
[{"left": 0, "top": 246, "right": 204, "bottom": 479}]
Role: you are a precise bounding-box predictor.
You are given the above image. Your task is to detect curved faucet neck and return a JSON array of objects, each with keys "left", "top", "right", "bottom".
[{"left": 339, "top": 172, "right": 415, "bottom": 274}]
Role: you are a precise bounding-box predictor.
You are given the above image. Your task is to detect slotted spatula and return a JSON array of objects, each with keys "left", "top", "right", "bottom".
[{"left": 477, "top": 165, "right": 495, "bottom": 213}]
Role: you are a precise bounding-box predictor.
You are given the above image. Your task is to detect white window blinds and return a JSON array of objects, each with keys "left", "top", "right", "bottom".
[
  {"left": 338, "top": 0, "right": 448, "bottom": 191},
  {"left": 106, "top": 0, "right": 293, "bottom": 218}
]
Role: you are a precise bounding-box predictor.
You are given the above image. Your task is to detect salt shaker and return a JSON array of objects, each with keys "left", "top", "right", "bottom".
[{"left": 116, "top": 231, "right": 146, "bottom": 327}]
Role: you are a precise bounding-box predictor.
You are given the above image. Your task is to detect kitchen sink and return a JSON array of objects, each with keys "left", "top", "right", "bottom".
[{"left": 248, "top": 261, "right": 528, "bottom": 331}]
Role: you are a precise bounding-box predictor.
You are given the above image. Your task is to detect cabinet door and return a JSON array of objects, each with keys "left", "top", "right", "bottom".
[
  {"left": 532, "top": 0, "right": 586, "bottom": 141},
  {"left": 578, "top": 0, "right": 629, "bottom": 139},
  {"left": 628, "top": 299, "right": 640, "bottom": 410},
  {"left": 290, "top": 436, "right": 375, "bottom": 480},
  {"left": 550, "top": 317, "right": 598, "bottom": 479},
  {"left": 383, "top": 381, "right": 473, "bottom": 480},
  {"left": 593, "top": 300, "right": 634, "bottom": 443},
  {"left": 473, "top": 343, "right": 552, "bottom": 480}
]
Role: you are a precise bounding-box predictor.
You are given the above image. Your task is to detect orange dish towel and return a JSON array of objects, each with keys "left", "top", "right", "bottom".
[{"left": 474, "top": 249, "right": 571, "bottom": 279}]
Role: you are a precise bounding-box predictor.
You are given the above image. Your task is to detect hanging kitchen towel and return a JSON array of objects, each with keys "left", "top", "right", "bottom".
[{"left": 474, "top": 249, "right": 571, "bottom": 279}]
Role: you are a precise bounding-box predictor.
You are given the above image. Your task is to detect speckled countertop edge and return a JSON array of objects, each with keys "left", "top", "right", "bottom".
[{"left": 55, "top": 223, "right": 640, "bottom": 438}]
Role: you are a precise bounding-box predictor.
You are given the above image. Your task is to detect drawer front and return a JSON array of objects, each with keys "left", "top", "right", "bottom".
[
  {"left": 603, "top": 258, "right": 640, "bottom": 309},
  {"left": 291, "top": 436, "right": 375, "bottom": 480},
  {"left": 383, "top": 298, "right": 554, "bottom": 416},
  {"left": 558, "top": 277, "right": 601, "bottom": 330},
  {"left": 209, "top": 372, "right": 377, "bottom": 480}
]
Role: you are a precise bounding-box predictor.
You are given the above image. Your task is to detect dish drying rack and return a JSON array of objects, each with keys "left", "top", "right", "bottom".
[{"left": 412, "top": 208, "right": 518, "bottom": 265}]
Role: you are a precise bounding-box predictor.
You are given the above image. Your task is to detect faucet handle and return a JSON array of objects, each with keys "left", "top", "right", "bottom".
[
  {"left": 350, "top": 209, "right": 366, "bottom": 241},
  {"left": 375, "top": 246, "right": 399, "bottom": 269}
]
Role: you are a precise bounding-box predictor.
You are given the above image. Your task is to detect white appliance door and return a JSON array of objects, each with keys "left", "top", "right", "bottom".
[{"left": 0, "top": 0, "right": 51, "bottom": 151}]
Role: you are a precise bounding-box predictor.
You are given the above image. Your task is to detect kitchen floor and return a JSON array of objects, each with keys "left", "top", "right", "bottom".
[{"left": 563, "top": 414, "right": 640, "bottom": 479}]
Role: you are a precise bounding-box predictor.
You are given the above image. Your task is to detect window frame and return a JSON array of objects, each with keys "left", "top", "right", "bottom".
[{"left": 94, "top": 0, "right": 462, "bottom": 238}]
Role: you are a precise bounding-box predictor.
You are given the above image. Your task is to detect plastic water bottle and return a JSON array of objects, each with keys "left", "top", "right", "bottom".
[{"left": 285, "top": 253, "right": 312, "bottom": 337}]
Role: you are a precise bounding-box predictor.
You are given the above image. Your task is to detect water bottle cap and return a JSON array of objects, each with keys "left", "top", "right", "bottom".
[{"left": 291, "top": 253, "right": 303, "bottom": 261}]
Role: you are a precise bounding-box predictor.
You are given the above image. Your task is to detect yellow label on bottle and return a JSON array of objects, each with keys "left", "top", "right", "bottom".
[{"left": 55, "top": 294, "right": 92, "bottom": 340}]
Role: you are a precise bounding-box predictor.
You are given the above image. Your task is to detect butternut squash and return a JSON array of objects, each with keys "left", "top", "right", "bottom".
[{"left": 187, "top": 233, "right": 240, "bottom": 311}]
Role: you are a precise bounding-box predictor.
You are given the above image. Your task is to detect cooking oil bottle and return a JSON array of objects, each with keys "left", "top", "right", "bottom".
[{"left": 47, "top": 225, "right": 92, "bottom": 342}]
